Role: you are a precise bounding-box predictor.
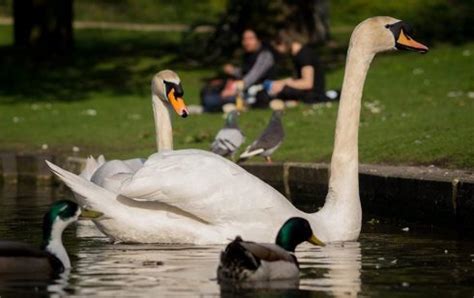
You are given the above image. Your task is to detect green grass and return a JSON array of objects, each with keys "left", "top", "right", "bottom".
[
  {"left": 0, "top": 25, "right": 473, "bottom": 169},
  {"left": 0, "top": 24, "right": 11, "bottom": 45}
]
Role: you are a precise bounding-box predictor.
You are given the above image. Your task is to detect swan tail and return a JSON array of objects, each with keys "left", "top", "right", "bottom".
[
  {"left": 79, "top": 155, "right": 105, "bottom": 180},
  {"left": 46, "top": 160, "right": 116, "bottom": 211},
  {"left": 97, "top": 154, "right": 106, "bottom": 165}
]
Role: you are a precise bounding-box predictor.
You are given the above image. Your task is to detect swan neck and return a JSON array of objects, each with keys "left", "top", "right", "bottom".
[
  {"left": 152, "top": 93, "right": 173, "bottom": 151},
  {"left": 328, "top": 43, "right": 374, "bottom": 200}
]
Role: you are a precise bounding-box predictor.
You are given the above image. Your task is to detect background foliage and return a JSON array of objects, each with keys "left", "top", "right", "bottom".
[
  {"left": 331, "top": 0, "right": 473, "bottom": 43},
  {"left": 1, "top": 0, "right": 472, "bottom": 45},
  {"left": 0, "top": 1, "right": 472, "bottom": 169}
]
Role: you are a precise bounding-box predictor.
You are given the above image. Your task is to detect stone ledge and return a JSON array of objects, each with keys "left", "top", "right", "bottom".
[
  {"left": 0, "top": 153, "right": 84, "bottom": 186},
  {"left": 241, "top": 162, "right": 474, "bottom": 230},
  {"left": 1, "top": 153, "right": 473, "bottom": 231}
]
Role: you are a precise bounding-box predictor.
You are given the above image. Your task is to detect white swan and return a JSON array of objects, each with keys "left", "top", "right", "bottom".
[
  {"left": 80, "top": 70, "right": 188, "bottom": 191},
  {"left": 47, "top": 17, "right": 428, "bottom": 244}
]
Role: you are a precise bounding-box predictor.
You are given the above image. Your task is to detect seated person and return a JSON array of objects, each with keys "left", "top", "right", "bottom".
[
  {"left": 267, "top": 30, "right": 338, "bottom": 104},
  {"left": 201, "top": 29, "right": 275, "bottom": 112}
]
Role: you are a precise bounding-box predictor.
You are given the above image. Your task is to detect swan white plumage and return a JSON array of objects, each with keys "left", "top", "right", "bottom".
[
  {"left": 47, "top": 17, "right": 428, "bottom": 244},
  {"left": 74, "top": 70, "right": 188, "bottom": 238},
  {"left": 81, "top": 70, "right": 189, "bottom": 190}
]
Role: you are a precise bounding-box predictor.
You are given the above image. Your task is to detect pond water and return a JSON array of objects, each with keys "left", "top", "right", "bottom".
[{"left": 0, "top": 184, "right": 473, "bottom": 297}]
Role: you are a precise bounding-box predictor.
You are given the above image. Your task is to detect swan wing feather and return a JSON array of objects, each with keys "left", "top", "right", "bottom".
[
  {"left": 118, "top": 149, "right": 288, "bottom": 224},
  {"left": 46, "top": 160, "right": 117, "bottom": 209}
]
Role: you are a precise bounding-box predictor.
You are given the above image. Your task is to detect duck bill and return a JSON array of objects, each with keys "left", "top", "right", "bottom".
[
  {"left": 167, "top": 89, "right": 188, "bottom": 118},
  {"left": 80, "top": 209, "right": 103, "bottom": 219},
  {"left": 308, "top": 235, "right": 325, "bottom": 246},
  {"left": 396, "top": 29, "right": 429, "bottom": 53}
]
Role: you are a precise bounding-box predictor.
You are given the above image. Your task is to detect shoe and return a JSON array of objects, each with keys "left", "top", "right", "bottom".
[
  {"left": 187, "top": 105, "right": 204, "bottom": 115},
  {"left": 325, "top": 90, "right": 340, "bottom": 101}
]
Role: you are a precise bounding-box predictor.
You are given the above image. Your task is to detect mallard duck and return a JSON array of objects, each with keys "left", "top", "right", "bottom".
[
  {"left": 238, "top": 108, "right": 284, "bottom": 163},
  {"left": 0, "top": 200, "right": 102, "bottom": 275},
  {"left": 211, "top": 110, "right": 245, "bottom": 159},
  {"left": 217, "top": 217, "right": 324, "bottom": 282},
  {"left": 46, "top": 17, "right": 428, "bottom": 244}
]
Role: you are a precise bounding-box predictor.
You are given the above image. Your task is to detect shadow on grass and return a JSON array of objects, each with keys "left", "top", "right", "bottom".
[
  {"left": 0, "top": 27, "right": 350, "bottom": 104},
  {"left": 0, "top": 30, "right": 185, "bottom": 103}
]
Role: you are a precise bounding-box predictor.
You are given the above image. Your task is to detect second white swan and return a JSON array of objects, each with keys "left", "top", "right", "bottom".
[{"left": 80, "top": 70, "right": 188, "bottom": 191}]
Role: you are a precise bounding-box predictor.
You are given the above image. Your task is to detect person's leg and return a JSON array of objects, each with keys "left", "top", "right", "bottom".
[
  {"left": 252, "top": 90, "right": 271, "bottom": 108},
  {"left": 221, "top": 96, "right": 237, "bottom": 106},
  {"left": 201, "top": 79, "right": 235, "bottom": 112},
  {"left": 275, "top": 86, "right": 312, "bottom": 102},
  {"left": 313, "top": 62, "right": 340, "bottom": 102},
  {"left": 202, "top": 91, "right": 224, "bottom": 112}
]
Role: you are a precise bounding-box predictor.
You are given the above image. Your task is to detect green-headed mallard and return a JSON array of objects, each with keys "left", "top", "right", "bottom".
[
  {"left": 217, "top": 217, "right": 324, "bottom": 282},
  {"left": 0, "top": 200, "right": 102, "bottom": 275}
]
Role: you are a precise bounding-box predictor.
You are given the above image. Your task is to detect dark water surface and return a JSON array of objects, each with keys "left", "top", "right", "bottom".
[{"left": 0, "top": 184, "right": 473, "bottom": 297}]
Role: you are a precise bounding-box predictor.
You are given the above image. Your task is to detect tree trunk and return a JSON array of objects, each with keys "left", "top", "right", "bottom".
[
  {"left": 13, "top": 0, "right": 74, "bottom": 52},
  {"left": 13, "top": 0, "right": 33, "bottom": 47}
]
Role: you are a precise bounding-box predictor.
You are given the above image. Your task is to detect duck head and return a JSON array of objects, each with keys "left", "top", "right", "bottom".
[
  {"left": 152, "top": 70, "right": 189, "bottom": 118},
  {"left": 42, "top": 200, "right": 103, "bottom": 247},
  {"left": 275, "top": 217, "right": 325, "bottom": 252}
]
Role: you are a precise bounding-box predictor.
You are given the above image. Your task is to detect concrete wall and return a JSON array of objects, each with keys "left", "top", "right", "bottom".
[
  {"left": 1, "top": 153, "right": 473, "bottom": 232},
  {"left": 242, "top": 162, "right": 474, "bottom": 231}
]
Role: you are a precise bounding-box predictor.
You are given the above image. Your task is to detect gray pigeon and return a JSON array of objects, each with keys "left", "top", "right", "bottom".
[
  {"left": 211, "top": 110, "right": 245, "bottom": 159},
  {"left": 238, "top": 110, "right": 284, "bottom": 163}
]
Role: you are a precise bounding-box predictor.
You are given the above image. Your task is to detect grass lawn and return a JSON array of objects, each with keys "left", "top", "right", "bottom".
[{"left": 0, "top": 25, "right": 473, "bottom": 169}]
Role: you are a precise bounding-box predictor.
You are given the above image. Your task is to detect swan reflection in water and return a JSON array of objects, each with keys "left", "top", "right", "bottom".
[
  {"left": 68, "top": 239, "right": 362, "bottom": 296},
  {"left": 0, "top": 183, "right": 362, "bottom": 296},
  {"left": 298, "top": 241, "right": 361, "bottom": 296}
]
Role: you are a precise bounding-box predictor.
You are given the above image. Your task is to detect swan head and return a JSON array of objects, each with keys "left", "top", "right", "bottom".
[
  {"left": 275, "top": 217, "right": 325, "bottom": 252},
  {"left": 152, "top": 70, "right": 189, "bottom": 118},
  {"left": 351, "top": 17, "right": 428, "bottom": 55}
]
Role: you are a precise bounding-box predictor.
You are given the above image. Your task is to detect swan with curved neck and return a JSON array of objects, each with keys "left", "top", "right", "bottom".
[
  {"left": 80, "top": 70, "right": 188, "bottom": 190},
  {"left": 151, "top": 70, "right": 188, "bottom": 151},
  {"left": 320, "top": 17, "right": 427, "bottom": 239},
  {"left": 47, "top": 17, "right": 428, "bottom": 244}
]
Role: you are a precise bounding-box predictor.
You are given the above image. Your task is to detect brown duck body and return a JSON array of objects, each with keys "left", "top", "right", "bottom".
[
  {"left": 217, "top": 236, "right": 300, "bottom": 282},
  {"left": 0, "top": 241, "right": 63, "bottom": 275}
]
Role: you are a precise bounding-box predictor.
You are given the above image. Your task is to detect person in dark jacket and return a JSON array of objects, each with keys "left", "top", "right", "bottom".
[
  {"left": 201, "top": 29, "right": 275, "bottom": 112},
  {"left": 267, "top": 30, "right": 338, "bottom": 104}
]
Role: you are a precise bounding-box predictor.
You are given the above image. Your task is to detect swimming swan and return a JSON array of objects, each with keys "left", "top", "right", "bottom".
[
  {"left": 80, "top": 69, "right": 188, "bottom": 191},
  {"left": 47, "top": 17, "right": 428, "bottom": 244}
]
